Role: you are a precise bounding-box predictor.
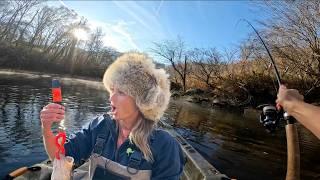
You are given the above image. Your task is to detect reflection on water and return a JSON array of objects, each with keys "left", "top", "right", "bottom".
[
  {"left": 165, "top": 100, "right": 320, "bottom": 179},
  {"left": 0, "top": 72, "right": 109, "bottom": 177},
  {"left": 0, "top": 71, "right": 319, "bottom": 179}
]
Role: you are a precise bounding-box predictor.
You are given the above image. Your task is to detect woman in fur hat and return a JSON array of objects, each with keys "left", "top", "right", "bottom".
[{"left": 40, "top": 52, "right": 184, "bottom": 179}]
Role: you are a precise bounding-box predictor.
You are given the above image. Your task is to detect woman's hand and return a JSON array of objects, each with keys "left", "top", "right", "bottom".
[
  {"left": 40, "top": 103, "right": 65, "bottom": 129},
  {"left": 40, "top": 103, "right": 65, "bottom": 160},
  {"left": 276, "top": 85, "right": 304, "bottom": 113}
]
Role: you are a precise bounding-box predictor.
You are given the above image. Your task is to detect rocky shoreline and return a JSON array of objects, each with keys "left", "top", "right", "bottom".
[{"left": 171, "top": 88, "right": 253, "bottom": 110}]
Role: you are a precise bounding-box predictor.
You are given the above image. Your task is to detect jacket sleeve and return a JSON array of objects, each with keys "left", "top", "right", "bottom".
[
  {"left": 151, "top": 131, "right": 184, "bottom": 180},
  {"left": 64, "top": 115, "right": 104, "bottom": 165}
]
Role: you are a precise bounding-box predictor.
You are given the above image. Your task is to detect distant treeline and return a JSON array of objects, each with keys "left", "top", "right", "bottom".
[
  {"left": 0, "top": 1, "right": 319, "bottom": 106},
  {"left": 0, "top": 0, "right": 120, "bottom": 78}
]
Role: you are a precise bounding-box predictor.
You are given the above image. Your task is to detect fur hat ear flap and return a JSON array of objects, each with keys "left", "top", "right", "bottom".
[
  {"left": 155, "top": 69, "right": 171, "bottom": 94},
  {"left": 139, "top": 69, "right": 171, "bottom": 121},
  {"left": 136, "top": 85, "right": 159, "bottom": 110}
]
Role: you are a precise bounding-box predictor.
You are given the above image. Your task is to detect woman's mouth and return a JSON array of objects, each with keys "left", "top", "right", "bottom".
[{"left": 111, "top": 105, "right": 117, "bottom": 114}]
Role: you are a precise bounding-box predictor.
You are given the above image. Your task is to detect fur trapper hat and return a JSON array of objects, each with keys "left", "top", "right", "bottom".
[{"left": 103, "top": 52, "right": 171, "bottom": 122}]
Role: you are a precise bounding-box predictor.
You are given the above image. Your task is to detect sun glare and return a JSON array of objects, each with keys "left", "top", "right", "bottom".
[{"left": 73, "top": 28, "right": 88, "bottom": 41}]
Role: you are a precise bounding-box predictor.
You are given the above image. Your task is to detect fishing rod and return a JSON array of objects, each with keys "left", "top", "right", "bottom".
[
  {"left": 242, "top": 19, "right": 300, "bottom": 180},
  {"left": 242, "top": 20, "right": 282, "bottom": 87}
]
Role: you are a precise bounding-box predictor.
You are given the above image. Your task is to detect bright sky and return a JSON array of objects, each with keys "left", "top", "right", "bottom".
[{"left": 50, "top": 1, "right": 270, "bottom": 54}]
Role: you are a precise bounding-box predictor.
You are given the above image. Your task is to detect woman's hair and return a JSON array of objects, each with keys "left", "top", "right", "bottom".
[
  {"left": 129, "top": 117, "right": 155, "bottom": 162},
  {"left": 107, "top": 109, "right": 155, "bottom": 162}
]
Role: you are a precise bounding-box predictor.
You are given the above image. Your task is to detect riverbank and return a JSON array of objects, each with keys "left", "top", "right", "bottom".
[
  {"left": 171, "top": 88, "right": 253, "bottom": 111},
  {"left": 172, "top": 87, "right": 320, "bottom": 110},
  {"left": 0, "top": 68, "right": 101, "bottom": 82},
  {"left": 0, "top": 69, "right": 106, "bottom": 91},
  {"left": 1, "top": 69, "right": 245, "bottom": 109},
  {"left": 2, "top": 69, "right": 318, "bottom": 110}
]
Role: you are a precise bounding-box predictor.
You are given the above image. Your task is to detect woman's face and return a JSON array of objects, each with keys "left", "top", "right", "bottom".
[{"left": 109, "top": 86, "right": 139, "bottom": 121}]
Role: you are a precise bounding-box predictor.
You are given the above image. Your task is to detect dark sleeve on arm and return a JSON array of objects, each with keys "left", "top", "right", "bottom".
[
  {"left": 151, "top": 131, "right": 184, "bottom": 180},
  {"left": 64, "top": 116, "right": 102, "bottom": 165}
]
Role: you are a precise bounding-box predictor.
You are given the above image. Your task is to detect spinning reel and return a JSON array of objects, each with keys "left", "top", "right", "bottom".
[{"left": 259, "top": 105, "right": 282, "bottom": 132}]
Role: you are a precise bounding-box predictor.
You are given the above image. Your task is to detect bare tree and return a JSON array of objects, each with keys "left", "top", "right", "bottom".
[
  {"left": 0, "top": 0, "right": 40, "bottom": 41},
  {"left": 85, "top": 27, "right": 104, "bottom": 65},
  {"left": 28, "top": 6, "right": 76, "bottom": 50},
  {"left": 15, "top": 9, "right": 39, "bottom": 46},
  {"left": 0, "top": 1, "right": 11, "bottom": 27},
  {"left": 260, "top": 1, "right": 320, "bottom": 95},
  {"left": 222, "top": 47, "right": 238, "bottom": 63},
  {"left": 152, "top": 37, "right": 189, "bottom": 92},
  {"left": 98, "top": 47, "right": 119, "bottom": 66},
  {"left": 189, "top": 48, "right": 224, "bottom": 89}
]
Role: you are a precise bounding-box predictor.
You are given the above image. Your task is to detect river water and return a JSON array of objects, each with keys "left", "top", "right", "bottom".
[{"left": 0, "top": 71, "right": 319, "bottom": 179}]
